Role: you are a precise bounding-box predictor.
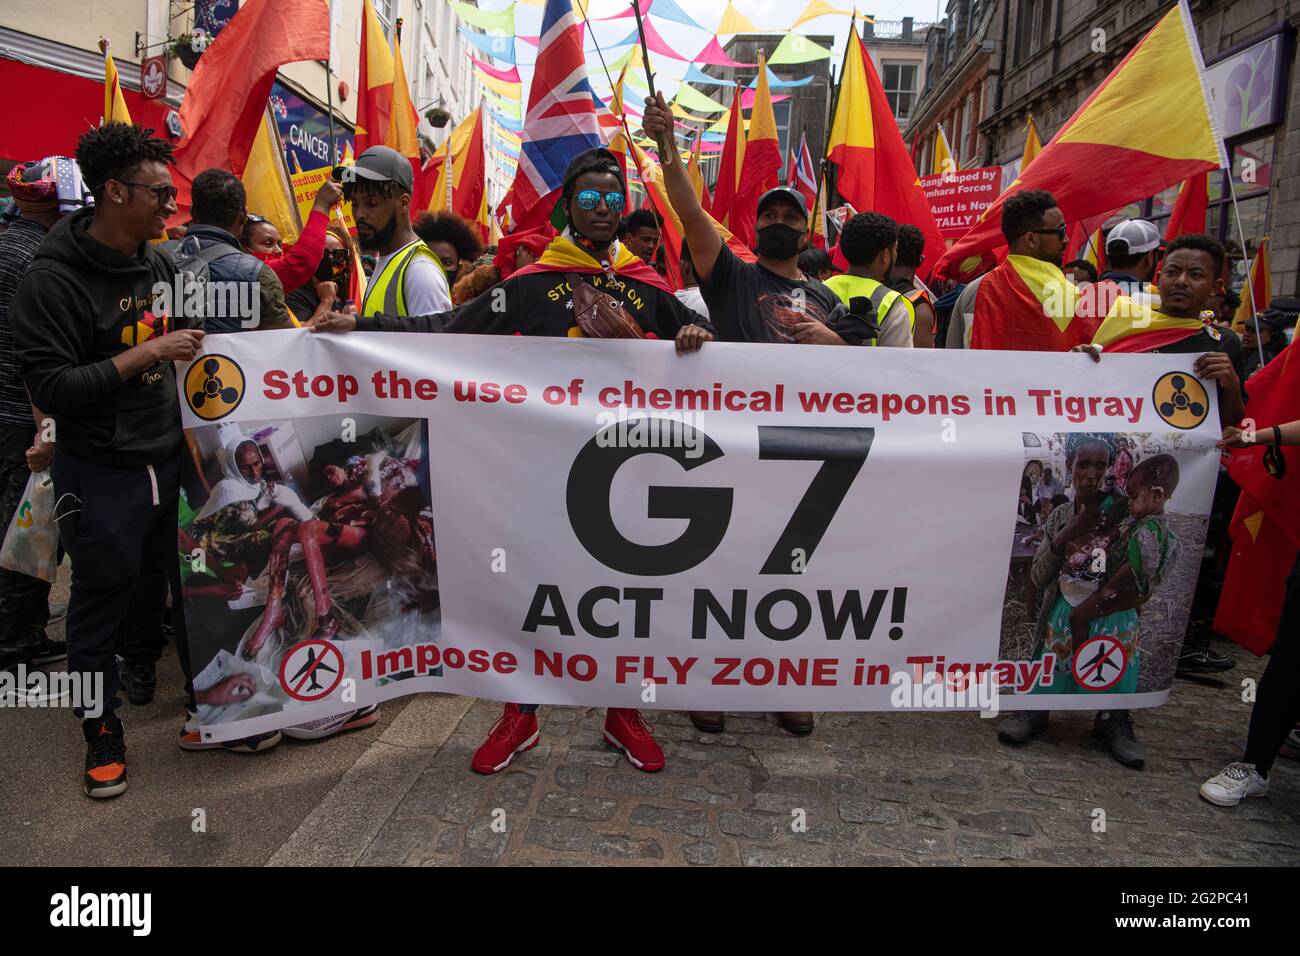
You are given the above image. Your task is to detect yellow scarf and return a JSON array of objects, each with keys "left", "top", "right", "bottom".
[
  {"left": 536, "top": 234, "right": 643, "bottom": 273},
  {"left": 1092, "top": 296, "right": 1203, "bottom": 351}
]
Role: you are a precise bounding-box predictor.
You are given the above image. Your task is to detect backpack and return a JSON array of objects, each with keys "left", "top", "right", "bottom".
[
  {"left": 165, "top": 235, "right": 247, "bottom": 285},
  {"left": 163, "top": 235, "right": 264, "bottom": 332}
]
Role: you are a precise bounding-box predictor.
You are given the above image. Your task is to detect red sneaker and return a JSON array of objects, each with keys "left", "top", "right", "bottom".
[
  {"left": 471, "top": 704, "right": 539, "bottom": 774},
  {"left": 604, "top": 708, "right": 664, "bottom": 772}
]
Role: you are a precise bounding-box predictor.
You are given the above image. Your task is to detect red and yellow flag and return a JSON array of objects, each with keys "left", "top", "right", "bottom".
[
  {"left": 970, "top": 256, "right": 1087, "bottom": 351},
  {"left": 1215, "top": 338, "right": 1300, "bottom": 653},
  {"left": 810, "top": 172, "right": 828, "bottom": 249},
  {"left": 629, "top": 140, "right": 754, "bottom": 291},
  {"left": 1020, "top": 115, "right": 1042, "bottom": 172},
  {"left": 423, "top": 107, "right": 487, "bottom": 239},
  {"left": 1233, "top": 236, "right": 1270, "bottom": 333},
  {"left": 1090, "top": 297, "right": 1203, "bottom": 352},
  {"left": 388, "top": 35, "right": 421, "bottom": 161},
  {"left": 104, "top": 49, "right": 132, "bottom": 125},
  {"left": 931, "top": 124, "right": 954, "bottom": 176},
  {"left": 827, "top": 18, "right": 945, "bottom": 278},
  {"left": 732, "top": 52, "right": 782, "bottom": 247},
  {"left": 711, "top": 85, "right": 747, "bottom": 234},
  {"left": 1163, "top": 170, "right": 1209, "bottom": 240},
  {"left": 937, "top": 0, "right": 1227, "bottom": 280},
  {"left": 686, "top": 132, "right": 712, "bottom": 215},
  {"left": 242, "top": 107, "right": 302, "bottom": 244},
  {"left": 355, "top": 0, "right": 395, "bottom": 154},
  {"left": 172, "top": 0, "right": 330, "bottom": 212}
]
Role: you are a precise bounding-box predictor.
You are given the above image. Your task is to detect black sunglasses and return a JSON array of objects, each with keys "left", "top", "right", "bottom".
[
  {"left": 116, "top": 180, "right": 178, "bottom": 204},
  {"left": 245, "top": 213, "right": 269, "bottom": 224},
  {"left": 1024, "top": 225, "right": 1068, "bottom": 240}
]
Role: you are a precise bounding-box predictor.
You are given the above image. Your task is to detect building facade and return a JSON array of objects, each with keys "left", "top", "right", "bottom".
[
  {"left": 0, "top": 0, "right": 494, "bottom": 205},
  {"left": 860, "top": 17, "right": 934, "bottom": 131},
  {"left": 907, "top": 0, "right": 1299, "bottom": 298},
  {"left": 905, "top": 0, "right": 997, "bottom": 176}
]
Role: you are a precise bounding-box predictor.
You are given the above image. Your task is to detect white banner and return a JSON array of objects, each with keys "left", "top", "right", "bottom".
[{"left": 177, "top": 332, "right": 1219, "bottom": 741}]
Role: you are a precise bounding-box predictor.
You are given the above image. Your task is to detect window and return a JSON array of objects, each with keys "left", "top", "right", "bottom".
[
  {"left": 774, "top": 101, "right": 792, "bottom": 179},
  {"left": 1144, "top": 133, "right": 1274, "bottom": 282},
  {"left": 882, "top": 62, "right": 918, "bottom": 119},
  {"left": 1017, "top": 0, "right": 1046, "bottom": 64},
  {"left": 374, "top": 0, "right": 395, "bottom": 38}
]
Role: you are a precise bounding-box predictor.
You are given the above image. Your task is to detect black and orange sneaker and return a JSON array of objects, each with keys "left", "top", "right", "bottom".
[
  {"left": 178, "top": 709, "right": 282, "bottom": 753},
  {"left": 82, "top": 715, "right": 127, "bottom": 799}
]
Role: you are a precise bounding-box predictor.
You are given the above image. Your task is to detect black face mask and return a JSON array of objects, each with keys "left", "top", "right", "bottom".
[
  {"left": 315, "top": 250, "right": 350, "bottom": 284},
  {"left": 756, "top": 222, "right": 805, "bottom": 260}
]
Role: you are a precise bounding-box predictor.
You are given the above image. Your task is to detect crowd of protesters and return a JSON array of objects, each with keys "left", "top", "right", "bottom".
[{"left": 0, "top": 112, "right": 1295, "bottom": 811}]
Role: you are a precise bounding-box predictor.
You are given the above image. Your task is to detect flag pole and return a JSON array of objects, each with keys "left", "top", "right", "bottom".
[
  {"left": 324, "top": 59, "right": 338, "bottom": 167},
  {"left": 821, "top": 10, "right": 858, "bottom": 202},
  {"left": 581, "top": 1, "right": 679, "bottom": 281},
  {"left": 1226, "top": 175, "right": 1267, "bottom": 370}
]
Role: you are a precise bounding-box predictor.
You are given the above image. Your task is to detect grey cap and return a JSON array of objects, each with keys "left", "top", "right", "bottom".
[
  {"left": 343, "top": 145, "right": 414, "bottom": 193},
  {"left": 757, "top": 186, "right": 808, "bottom": 219},
  {"left": 1105, "top": 218, "right": 1161, "bottom": 256}
]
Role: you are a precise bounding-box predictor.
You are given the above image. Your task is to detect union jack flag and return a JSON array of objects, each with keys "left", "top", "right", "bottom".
[
  {"left": 791, "top": 132, "right": 818, "bottom": 213},
  {"left": 504, "top": 0, "right": 613, "bottom": 231}
]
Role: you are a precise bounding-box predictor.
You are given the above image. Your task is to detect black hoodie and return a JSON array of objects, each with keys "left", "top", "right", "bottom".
[{"left": 11, "top": 207, "right": 198, "bottom": 467}]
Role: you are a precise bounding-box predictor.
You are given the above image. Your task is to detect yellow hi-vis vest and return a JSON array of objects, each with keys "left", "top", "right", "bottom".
[
  {"left": 822, "top": 273, "right": 915, "bottom": 345},
  {"left": 361, "top": 239, "right": 447, "bottom": 317}
]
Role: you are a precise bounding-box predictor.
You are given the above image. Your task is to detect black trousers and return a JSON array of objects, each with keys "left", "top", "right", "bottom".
[
  {"left": 0, "top": 422, "right": 50, "bottom": 649},
  {"left": 1242, "top": 554, "right": 1300, "bottom": 776},
  {"left": 114, "top": 554, "right": 170, "bottom": 666},
  {"left": 52, "top": 446, "right": 192, "bottom": 717}
]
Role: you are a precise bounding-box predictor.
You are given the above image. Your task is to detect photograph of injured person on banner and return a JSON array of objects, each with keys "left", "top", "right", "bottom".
[{"left": 178, "top": 414, "right": 436, "bottom": 735}]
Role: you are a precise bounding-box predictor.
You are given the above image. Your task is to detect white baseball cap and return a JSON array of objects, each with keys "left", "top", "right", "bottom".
[{"left": 1105, "top": 219, "right": 1161, "bottom": 256}]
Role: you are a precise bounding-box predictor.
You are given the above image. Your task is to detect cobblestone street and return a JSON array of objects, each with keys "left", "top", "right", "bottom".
[{"left": 353, "top": 642, "right": 1300, "bottom": 866}]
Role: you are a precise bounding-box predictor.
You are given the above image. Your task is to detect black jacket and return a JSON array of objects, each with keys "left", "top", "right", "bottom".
[{"left": 12, "top": 207, "right": 198, "bottom": 467}]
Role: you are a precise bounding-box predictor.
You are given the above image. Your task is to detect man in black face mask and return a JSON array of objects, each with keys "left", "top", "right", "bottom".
[{"left": 642, "top": 92, "right": 872, "bottom": 348}]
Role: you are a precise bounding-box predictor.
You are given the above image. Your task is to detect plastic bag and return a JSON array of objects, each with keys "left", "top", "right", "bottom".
[{"left": 0, "top": 469, "right": 58, "bottom": 582}]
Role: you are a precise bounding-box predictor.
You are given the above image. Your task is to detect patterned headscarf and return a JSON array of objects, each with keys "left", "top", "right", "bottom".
[
  {"left": 6, "top": 159, "right": 60, "bottom": 213},
  {"left": 1064, "top": 432, "right": 1117, "bottom": 467}
]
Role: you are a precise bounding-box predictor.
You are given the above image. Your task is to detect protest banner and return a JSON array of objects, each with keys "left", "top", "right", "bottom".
[
  {"left": 290, "top": 166, "right": 357, "bottom": 231},
  {"left": 177, "top": 333, "right": 1219, "bottom": 741},
  {"left": 921, "top": 167, "right": 1002, "bottom": 238}
]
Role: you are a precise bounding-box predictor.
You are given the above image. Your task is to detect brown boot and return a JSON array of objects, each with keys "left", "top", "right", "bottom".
[
  {"left": 689, "top": 711, "right": 725, "bottom": 733},
  {"left": 777, "top": 712, "right": 815, "bottom": 736}
]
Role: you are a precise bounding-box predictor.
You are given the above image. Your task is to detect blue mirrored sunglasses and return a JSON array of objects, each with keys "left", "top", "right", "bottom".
[{"left": 574, "top": 189, "right": 624, "bottom": 212}]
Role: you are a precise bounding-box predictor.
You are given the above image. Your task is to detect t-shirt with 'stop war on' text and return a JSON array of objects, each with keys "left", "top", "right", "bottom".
[{"left": 698, "top": 244, "right": 872, "bottom": 345}]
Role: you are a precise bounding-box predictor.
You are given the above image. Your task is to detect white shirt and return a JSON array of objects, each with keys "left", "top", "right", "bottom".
[
  {"left": 674, "top": 286, "right": 709, "bottom": 319},
  {"left": 366, "top": 240, "right": 452, "bottom": 317}
]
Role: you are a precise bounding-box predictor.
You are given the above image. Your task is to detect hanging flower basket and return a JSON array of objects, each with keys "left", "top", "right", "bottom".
[
  {"left": 425, "top": 107, "right": 451, "bottom": 129},
  {"left": 171, "top": 34, "right": 207, "bottom": 70}
]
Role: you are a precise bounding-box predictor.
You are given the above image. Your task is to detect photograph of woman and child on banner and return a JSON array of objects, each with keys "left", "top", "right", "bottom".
[
  {"left": 1000, "top": 431, "right": 1212, "bottom": 701},
  {"left": 177, "top": 414, "right": 437, "bottom": 731}
]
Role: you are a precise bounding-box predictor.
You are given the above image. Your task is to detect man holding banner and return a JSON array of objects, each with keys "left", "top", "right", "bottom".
[{"left": 313, "top": 148, "right": 715, "bottom": 774}]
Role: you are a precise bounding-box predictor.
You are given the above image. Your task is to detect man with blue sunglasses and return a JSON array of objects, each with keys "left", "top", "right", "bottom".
[{"left": 311, "top": 148, "right": 714, "bottom": 774}]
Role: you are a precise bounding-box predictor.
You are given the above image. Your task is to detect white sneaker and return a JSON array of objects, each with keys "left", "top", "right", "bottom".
[
  {"left": 1199, "top": 762, "right": 1269, "bottom": 807},
  {"left": 283, "top": 704, "right": 380, "bottom": 740}
]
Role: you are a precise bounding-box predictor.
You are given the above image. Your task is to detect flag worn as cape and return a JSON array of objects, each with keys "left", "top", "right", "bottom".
[
  {"left": 969, "top": 255, "right": 1087, "bottom": 351},
  {"left": 514, "top": 233, "right": 673, "bottom": 294},
  {"left": 1090, "top": 298, "right": 1204, "bottom": 352}
]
